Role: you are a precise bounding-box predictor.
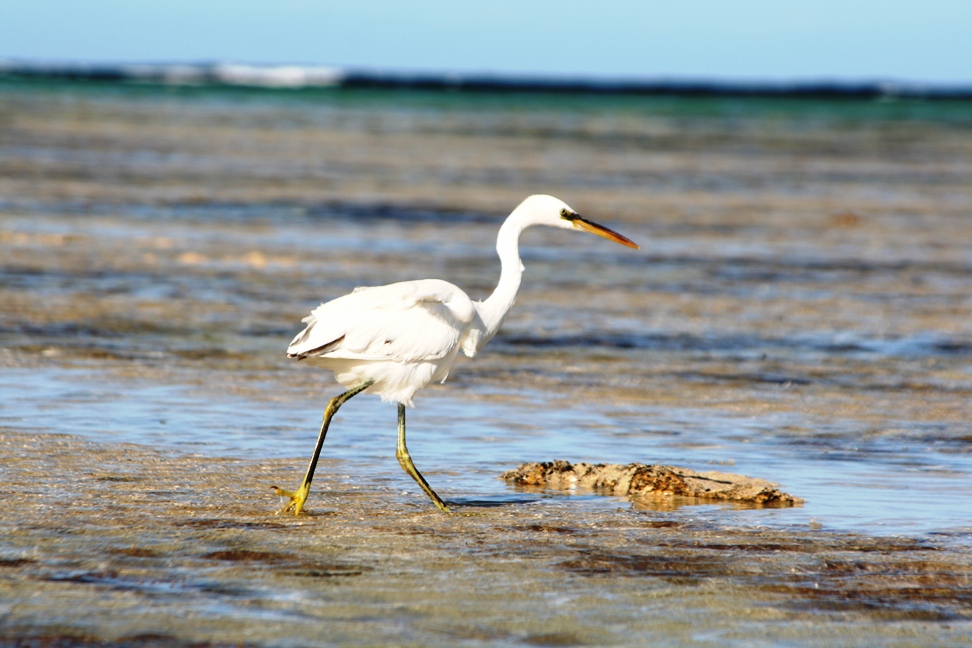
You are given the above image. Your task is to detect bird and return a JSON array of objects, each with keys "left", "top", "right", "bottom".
[{"left": 273, "top": 194, "right": 638, "bottom": 514}]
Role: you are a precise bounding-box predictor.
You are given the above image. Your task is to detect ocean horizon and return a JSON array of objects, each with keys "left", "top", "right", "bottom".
[{"left": 3, "top": 59, "right": 972, "bottom": 98}]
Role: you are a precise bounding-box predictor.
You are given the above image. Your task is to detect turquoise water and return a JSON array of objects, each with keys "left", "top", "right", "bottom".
[{"left": 5, "top": 77, "right": 972, "bottom": 121}]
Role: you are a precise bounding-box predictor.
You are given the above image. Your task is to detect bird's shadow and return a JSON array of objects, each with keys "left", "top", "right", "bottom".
[{"left": 446, "top": 494, "right": 542, "bottom": 509}]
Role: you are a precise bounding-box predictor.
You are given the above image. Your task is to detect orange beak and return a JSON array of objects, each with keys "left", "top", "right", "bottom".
[{"left": 572, "top": 216, "right": 640, "bottom": 249}]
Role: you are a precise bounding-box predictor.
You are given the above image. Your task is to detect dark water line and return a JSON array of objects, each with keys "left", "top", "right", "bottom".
[
  {"left": 0, "top": 197, "right": 495, "bottom": 225},
  {"left": 500, "top": 331, "right": 972, "bottom": 358},
  {"left": 4, "top": 61, "right": 972, "bottom": 99}
]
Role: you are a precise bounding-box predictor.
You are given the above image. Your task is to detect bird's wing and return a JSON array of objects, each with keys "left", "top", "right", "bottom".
[{"left": 287, "top": 279, "right": 477, "bottom": 363}]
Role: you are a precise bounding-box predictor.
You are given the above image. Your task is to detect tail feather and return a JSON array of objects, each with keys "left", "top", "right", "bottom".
[{"left": 287, "top": 317, "right": 345, "bottom": 359}]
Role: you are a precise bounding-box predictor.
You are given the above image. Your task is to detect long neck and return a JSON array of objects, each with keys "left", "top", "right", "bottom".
[{"left": 476, "top": 215, "right": 526, "bottom": 346}]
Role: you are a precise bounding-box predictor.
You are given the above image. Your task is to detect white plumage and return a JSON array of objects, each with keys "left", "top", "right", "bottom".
[
  {"left": 275, "top": 194, "right": 638, "bottom": 514},
  {"left": 287, "top": 279, "right": 479, "bottom": 405}
]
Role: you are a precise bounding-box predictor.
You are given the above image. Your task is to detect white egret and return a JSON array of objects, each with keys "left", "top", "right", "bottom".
[{"left": 273, "top": 194, "right": 638, "bottom": 514}]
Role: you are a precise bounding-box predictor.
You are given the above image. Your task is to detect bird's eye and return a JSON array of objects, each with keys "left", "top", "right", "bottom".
[{"left": 560, "top": 208, "right": 568, "bottom": 217}]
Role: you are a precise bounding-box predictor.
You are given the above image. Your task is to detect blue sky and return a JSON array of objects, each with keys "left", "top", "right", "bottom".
[{"left": 3, "top": 1, "right": 970, "bottom": 84}]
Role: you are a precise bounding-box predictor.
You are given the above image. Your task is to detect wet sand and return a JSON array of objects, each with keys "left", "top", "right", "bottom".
[
  {"left": 1, "top": 82, "right": 971, "bottom": 644},
  {"left": 2, "top": 431, "right": 971, "bottom": 647}
]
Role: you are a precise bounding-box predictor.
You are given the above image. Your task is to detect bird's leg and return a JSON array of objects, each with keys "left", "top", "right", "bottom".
[
  {"left": 272, "top": 380, "right": 373, "bottom": 516},
  {"left": 395, "top": 403, "right": 451, "bottom": 512}
]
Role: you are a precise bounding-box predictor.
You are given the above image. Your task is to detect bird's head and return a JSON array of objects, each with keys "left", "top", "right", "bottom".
[{"left": 516, "top": 194, "right": 639, "bottom": 249}]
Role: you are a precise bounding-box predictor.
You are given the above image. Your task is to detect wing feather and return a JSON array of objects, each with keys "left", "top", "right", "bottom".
[{"left": 287, "top": 279, "right": 476, "bottom": 364}]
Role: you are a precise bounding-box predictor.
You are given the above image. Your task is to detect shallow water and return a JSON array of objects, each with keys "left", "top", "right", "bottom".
[
  {"left": 1, "top": 80, "right": 971, "bottom": 643},
  {"left": 3, "top": 360, "right": 970, "bottom": 540}
]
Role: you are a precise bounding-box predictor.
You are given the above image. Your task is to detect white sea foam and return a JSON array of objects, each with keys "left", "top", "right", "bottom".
[
  {"left": 210, "top": 63, "right": 344, "bottom": 88},
  {"left": 0, "top": 60, "right": 346, "bottom": 89}
]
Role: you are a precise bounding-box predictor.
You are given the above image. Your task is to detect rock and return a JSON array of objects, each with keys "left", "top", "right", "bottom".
[{"left": 502, "top": 460, "right": 803, "bottom": 506}]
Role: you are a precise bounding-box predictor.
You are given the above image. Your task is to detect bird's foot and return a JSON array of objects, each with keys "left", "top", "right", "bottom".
[
  {"left": 430, "top": 496, "right": 452, "bottom": 513},
  {"left": 272, "top": 483, "right": 310, "bottom": 516}
]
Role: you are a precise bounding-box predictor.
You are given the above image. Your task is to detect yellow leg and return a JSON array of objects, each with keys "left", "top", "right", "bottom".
[
  {"left": 396, "top": 403, "right": 451, "bottom": 512},
  {"left": 272, "top": 381, "right": 372, "bottom": 515}
]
